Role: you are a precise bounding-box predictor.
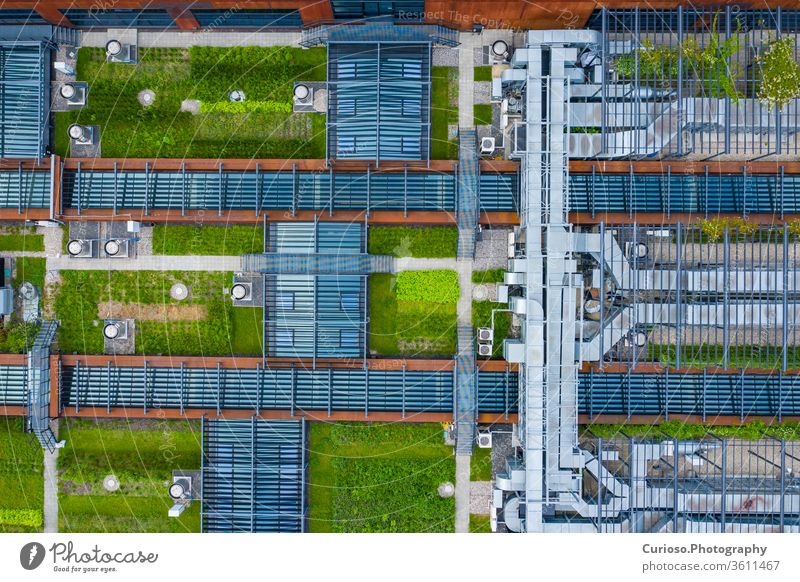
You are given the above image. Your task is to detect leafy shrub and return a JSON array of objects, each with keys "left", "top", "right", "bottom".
[
  {"left": 395, "top": 271, "right": 459, "bottom": 303},
  {"left": 0, "top": 509, "right": 42, "bottom": 528},
  {"left": 700, "top": 217, "right": 756, "bottom": 242},
  {"left": 758, "top": 37, "right": 800, "bottom": 109},
  {"left": 199, "top": 100, "right": 292, "bottom": 114}
]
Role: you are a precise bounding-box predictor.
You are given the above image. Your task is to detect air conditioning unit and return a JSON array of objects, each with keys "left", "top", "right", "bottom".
[
  {"left": 477, "top": 327, "right": 494, "bottom": 342},
  {"left": 66, "top": 239, "right": 93, "bottom": 258},
  {"left": 490, "top": 40, "right": 510, "bottom": 62},
  {"left": 103, "top": 239, "right": 129, "bottom": 258},
  {"left": 477, "top": 431, "right": 493, "bottom": 449},
  {"left": 477, "top": 343, "right": 493, "bottom": 357},
  {"left": 480, "top": 136, "right": 496, "bottom": 154},
  {"left": 293, "top": 83, "right": 313, "bottom": 106},
  {"left": 230, "top": 281, "right": 253, "bottom": 302},
  {"left": 106, "top": 39, "right": 135, "bottom": 63},
  {"left": 103, "top": 320, "right": 129, "bottom": 341},
  {"left": 168, "top": 475, "right": 193, "bottom": 501}
]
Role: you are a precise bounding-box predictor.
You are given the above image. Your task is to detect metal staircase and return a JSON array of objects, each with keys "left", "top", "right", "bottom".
[
  {"left": 457, "top": 130, "right": 479, "bottom": 260},
  {"left": 454, "top": 325, "right": 477, "bottom": 454},
  {"left": 26, "top": 321, "right": 61, "bottom": 452},
  {"left": 241, "top": 253, "right": 394, "bottom": 274},
  {"left": 301, "top": 21, "right": 458, "bottom": 47}
]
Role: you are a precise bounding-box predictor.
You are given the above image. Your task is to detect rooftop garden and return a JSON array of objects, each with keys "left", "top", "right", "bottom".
[
  {"left": 431, "top": 66, "right": 458, "bottom": 159},
  {"left": 58, "top": 418, "right": 201, "bottom": 533},
  {"left": 0, "top": 256, "right": 45, "bottom": 353},
  {"left": 0, "top": 226, "right": 43, "bottom": 252},
  {"left": 308, "top": 422, "right": 455, "bottom": 532},
  {"left": 0, "top": 419, "right": 43, "bottom": 532},
  {"left": 368, "top": 226, "right": 457, "bottom": 258},
  {"left": 55, "top": 46, "right": 327, "bottom": 159},
  {"left": 585, "top": 419, "right": 800, "bottom": 441},
  {"left": 369, "top": 271, "right": 458, "bottom": 356},
  {"left": 54, "top": 270, "right": 263, "bottom": 356},
  {"left": 472, "top": 301, "right": 511, "bottom": 359},
  {"left": 152, "top": 224, "right": 265, "bottom": 256}
]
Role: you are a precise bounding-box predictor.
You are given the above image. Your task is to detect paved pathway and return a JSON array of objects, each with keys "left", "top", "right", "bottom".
[
  {"left": 81, "top": 30, "right": 301, "bottom": 49},
  {"left": 454, "top": 31, "right": 479, "bottom": 534},
  {"left": 393, "top": 257, "right": 458, "bottom": 272},
  {"left": 47, "top": 255, "right": 241, "bottom": 272},
  {"left": 43, "top": 420, "right": 59, "bottom": 533}
]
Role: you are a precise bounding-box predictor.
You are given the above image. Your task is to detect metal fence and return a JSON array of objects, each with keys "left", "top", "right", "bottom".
[
  {"left": 596, "top": 7, "right": 800, "bottom": 159},
  {"left": 582, "top": 223, "right": 800, "bottom": 370}
]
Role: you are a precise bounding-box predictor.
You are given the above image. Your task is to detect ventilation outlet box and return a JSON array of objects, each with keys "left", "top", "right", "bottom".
[
  {"left": 477, "top": 432, "right": 493, "bottom": 448},
  {"left": 477, "top": 343, "right": 493, "bottom": 357}
]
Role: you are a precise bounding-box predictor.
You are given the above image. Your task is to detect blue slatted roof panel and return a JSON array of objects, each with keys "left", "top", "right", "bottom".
[
  {"left": 61, "top": 169, "right": 458, "bottom": 212},
  {"left": 270, "top": 222, "right": 363, "bottom": 254},
  {"left": 328, "top": 42, "right": 430, "bottom": 162},
  {"left": 0, "top": 364, "right": 28, "bottom": 406},
  {"left": 202, "top": 418, "right": 306, "bottom": 533},
  {"left": 0, "top": 169, "right": 49, "bottom": 208},
  {"left": 0, "top": 42, "right": 48, "bottom": 158},
  {"left": 569, "top": 172, "right": 800, "bottom": 215}
]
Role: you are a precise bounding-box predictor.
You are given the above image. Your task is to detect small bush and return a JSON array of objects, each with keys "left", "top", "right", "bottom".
[
  {"left": 199, "top": 100, "right": 293, "bottom": 114},
  {"left": 0, "top": 509, "right": 42, "bottom": 528},
  {"left": 395, "top": 270, "right": 459, "bottom": 303},
  {"left": 758, "top": 37, "right": 800, "bottom": 110}
]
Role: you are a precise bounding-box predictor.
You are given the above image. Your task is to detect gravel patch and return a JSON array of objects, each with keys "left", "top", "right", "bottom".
[
  {"left": 433, "top": 47, "right": 458, "bottom": 66},
  {"left": 474, "top": 227, "right": 510, "bottom": 271},
  {"left": 137, "top": 225, "right": 153, "bottom": 256},
  {"left": 474, "top": 81, "right": 492, "bottom": 104},
  {"left": 469, "top": 481, "right": 492, "bottom": 514}
]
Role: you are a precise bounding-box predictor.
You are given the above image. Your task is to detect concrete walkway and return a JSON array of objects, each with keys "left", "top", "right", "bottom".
[
  {"left": 43, "top": 420, "right": 59, "bottom": 533},
  {"left": 453, "top": 31, "right": 479, "bottom": 534},
  {"left": 47, "top": 255, "right": 241, "bottom": 272},
  {"left": 393, "top": 257, "right": 458, "bottom": 272},
  {"left": 81, "top": 30, "right": 302, "bottom": 49}
]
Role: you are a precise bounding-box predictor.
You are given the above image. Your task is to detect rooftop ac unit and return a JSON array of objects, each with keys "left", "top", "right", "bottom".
[
  {"left": 66, "top": 239, "right": 93, "bottom": 258},
  {"left": 477, "top": 431, "right": 492, "bottom": 449},
  {"left": 103, "top": 320, "right": 129, "bottom": 340},
  {"left": 477, "top": 343, "right": 493, "bottom": 357},
  {"left": 230, "top": 281, "right": 253, "bottom": 302},
  {"left": 477, "top": 327, "right": 494, "bottom": 342},
  {"left": 293, "top": 83, "right": 313, "bottom": 105},
  {"left": 480, "top": 136, "right": 496, "bottom": 154}
]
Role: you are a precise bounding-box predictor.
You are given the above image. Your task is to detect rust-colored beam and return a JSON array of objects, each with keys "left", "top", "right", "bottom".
[
  {"left": 49, "top": 355, "right": 60, "bottom": 419},
  {"left": 569, "top": 160, "right": 800, "bottom": 175},
  {"left": 168, "top": 6, "right": 200, "bottom": 30},
  {"left": 0, "top": 354, "right": 26, "bottom": 365},
  {"left": 580, "top": 414, "right": 800, "bottom": 426},
  {"left": 0, "top": 406, "right": 25, "bottom": 417},
  {"left": 571, "top": 212, "right": 799, "bottom": 225}
]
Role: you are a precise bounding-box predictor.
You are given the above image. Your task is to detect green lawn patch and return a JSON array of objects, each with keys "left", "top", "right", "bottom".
[
  {"left": 308, "top": 422, "right": 455, "bottom": 532},
  {"left": 431, "top": 66, "right": 459, "bottom": 159},
  {"left": 474, "top": 66, "right": 493, "bottom": 82},
  {"left": 474, "top": 103, "right": 493, "bottom": 126},
  {"left": 648, "top": 343, "right": 800, "bottom": 370},
  {"left": 0, "top": 227, "right": 43, "bottom": 252},
  {"left": 471, "top": 445, "right": 493, "bottom": 481},
  {"left": 369, "top": 274, "right": 457, "bottom": 356},
  {"left": 55, "top": 270, "right": 261, "bottom": 356},
  {"left": 586, "top": 420, "right": 800, "bottom": 441},
  {"left": 15, "top": 257, "right": 46, "bottom": 290},
  {"left": 0, "top": 418, "right": 43, "bottom": 532},
  {"left": 367, "top": 226, "right": 457, "bottom": 257},
  {"left": 58, "top": 418, "right": 201, "bottom": 533},
  {"left": 470, "top": 514, "right": 492, "bottom": 532},
  {"left": 396, "top": 270, "right": 459, "bottom": 303},
  {"left": 472, "top": 269, "right": 505, "bottom": 284},
  {"left": 230, "top": 306, "right": 264, "bottom": 355},
  {"left": 472, "top": 301, "right": 511, "bottom": 358},
  {"left": 152, "top": 225, "right": 265, "bottom": 256},
  {"left": 55, "top": 46, "right": 326, "bottom": 159}
]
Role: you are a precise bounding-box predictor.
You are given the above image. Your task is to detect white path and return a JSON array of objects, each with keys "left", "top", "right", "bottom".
[
  {"left": 47, "top": 255, "right": 241, "bottom": 272},
  {"left": 43, "top": 420, "right": 59, "bottom": 533}
]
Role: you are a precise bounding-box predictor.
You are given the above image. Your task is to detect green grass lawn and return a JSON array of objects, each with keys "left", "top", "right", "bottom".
[
  {"left": 54, "top": 270, "right": 261, "bottom": 356},
  {"left": 471, "top": 445, "right": 492, "bottom": 481},
  {"left": 369, "top": 273, "right": 457, "bottom": 356},
  {"left": 472, "top": 269, "right": 505, "bottom": 284},
  {"left": 152, "top": 225, "right": 265, "bottom": 256},
  {"left": 0, "top": 227, "right": 43, "bottom": 252},
  {"left": 473, "top": 301, "right": 511, "bottom": 358},
  {"left": 585, "top": 420, "right": 800, "bottom": 441},
  {"left": 474, "top": 103, "right": 493, "bottom": 126},
  {"left": 15, "top": 256, "right": 46, "bottom": 290},
  {"left": 474, "top": 66, "right": 493, "bottom": 82},
  {"left": 368, "top": 226, "right": 457, "bottom": 257},
  {"left": 55, "top": 46, "right": 326, "bottom": 159},
  {"left": 0, "top": 418, "right": 43, "bottom": 532},
  {"left": 308, "top": 422, "right": 455, "bottom": 532},
  {"left": 58, "top": 418, "right": 201, "bottom": 533},
  {"left": 431, "top": 66, "right": 459, "bottom": 159},
  {"left": 469, "top": 514, "right": 492, "bottom": 532}
]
